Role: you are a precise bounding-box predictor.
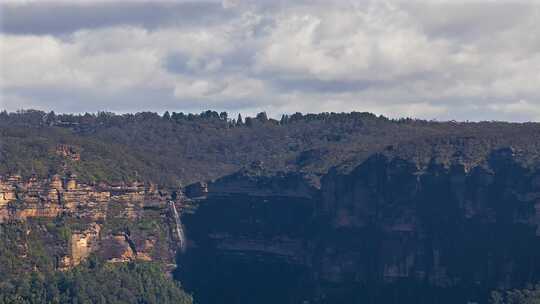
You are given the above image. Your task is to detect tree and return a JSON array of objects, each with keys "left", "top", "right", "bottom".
[
  {"left": 44, "top": 111, "right": 57, "bottom": 126},
  {"left": 236, "top": 113, "right": 243, "bottom": 126},
  {"left": 163, "top": 111, "right": 171, "bottom": 120},
  {"left": 244, "top": 117, "right": 253, "bottom": 127},
  {"left": 280, "top": 114, "right": 289, "bottom": 125},
  {"left": 256, "top": 112, "right": 268, "bottom": 122}
]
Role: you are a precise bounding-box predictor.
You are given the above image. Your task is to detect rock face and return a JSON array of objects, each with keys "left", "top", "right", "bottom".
[
  {"left": 0, "top": 174, "right": 183, "bottom": 270},
  {"left": 178, "top": 169, "right": 319, "bottom": 304},
  {"left": 68, "top": 223, "right": 102, "bottom": 267},
  {"left": 178, "top": 149, "right": 540, "bottom": 304},
  {"left": 4, "top": 146, "right": 540, "bottom": 303},
  {"left": 55, "top": 144, "right": 81, "bottom": 161}
]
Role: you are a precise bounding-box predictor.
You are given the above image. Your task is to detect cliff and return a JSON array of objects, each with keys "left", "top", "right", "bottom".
[
  {"left": 3, "top": 147, "right": 538, "bottom": 303},
  {"left": 178, "top": 148, "right": 540, "bottom": 304},
  {"left": 178, "top": 168, "right": 319, "bottom": 303},
  {"left": 0, "top": 174, "right": 184, "bottom": 271}
]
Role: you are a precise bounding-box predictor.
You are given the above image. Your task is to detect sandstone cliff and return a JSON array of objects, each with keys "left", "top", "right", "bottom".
[{"left": 0, "top": 174, "right": 184, "bottom": 270}]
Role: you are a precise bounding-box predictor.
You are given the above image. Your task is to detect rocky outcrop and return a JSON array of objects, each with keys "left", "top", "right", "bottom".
[
  {"left": 0, "top": 174, "right": 109, "bottom": 222},
  {"left": 179, "top": 148, "right": 540, "bottom": 304},
  {"left": 0, "top": 174, "right": 184, "bottom": 270},
  {"left": 67, "top": 223, "right": 102, "bottom": 267},
  {"left": 55, "top": 144, "right": 81, "bottom": 161}
]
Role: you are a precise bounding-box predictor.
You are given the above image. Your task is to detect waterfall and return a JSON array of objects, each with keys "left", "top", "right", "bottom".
[{"left": 169, "top": 201, "right": 186, "bottom": 252}]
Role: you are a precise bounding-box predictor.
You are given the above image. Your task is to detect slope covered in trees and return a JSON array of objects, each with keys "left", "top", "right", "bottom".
[
  {"left": 0, "top": 219, "right": 192, "bottom": 304},
  {"left": 0, "top": 258, "right": 192, "bottom": 304},
  {"left": 2, "top": 109, "right": 540, "bottom": 187}
]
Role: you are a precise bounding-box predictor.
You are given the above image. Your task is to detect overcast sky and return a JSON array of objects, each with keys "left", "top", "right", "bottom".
[{"left": 1, "top": 0, "right": 540, "bottom": 121}]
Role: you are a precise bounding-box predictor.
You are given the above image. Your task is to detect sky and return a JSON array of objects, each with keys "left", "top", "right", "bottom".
[{"left": 1, "top": 0, "right": 540, "bottom": 121}]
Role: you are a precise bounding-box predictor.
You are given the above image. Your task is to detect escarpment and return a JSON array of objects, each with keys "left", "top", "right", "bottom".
[
  {"left": 178, "top": 148, "right": 540, "bottom": 304},
  {"left": 4, "top": 146, "right": 539, "bottom": 303},
  {"left": 0, "top": 174, "right": 186, "bottom": 271},
  {"left": 178, "top": 168, "right": 320, "bottom": 304},
  {"left": 7, "top": 111, "right": 540, "bottom": 303}
]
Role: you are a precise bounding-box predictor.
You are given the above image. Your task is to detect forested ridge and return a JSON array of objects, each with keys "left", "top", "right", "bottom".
[{"left": 3, "top": 109, "right": 540, "bottom": 187}]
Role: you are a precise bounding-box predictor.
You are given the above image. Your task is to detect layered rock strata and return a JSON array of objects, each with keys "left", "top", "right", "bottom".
[{"left": 0, "top": 175, "right": 183, "bottom": 269}]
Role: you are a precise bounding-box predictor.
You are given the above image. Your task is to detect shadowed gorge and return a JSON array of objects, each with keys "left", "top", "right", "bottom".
[{"left": 177, "top": 149, "right": 540, "bottom": 304}]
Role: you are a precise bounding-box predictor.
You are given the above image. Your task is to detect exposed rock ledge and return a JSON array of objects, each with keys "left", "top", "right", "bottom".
[{"left": 0, "top": 174, "right": 185, "bottom": 270}]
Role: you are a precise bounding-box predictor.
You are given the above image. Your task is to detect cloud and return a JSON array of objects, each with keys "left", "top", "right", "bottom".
[
  {"left": 1, "top": 0, "right": 540, "bottom": 121},
  {"left": 0, "top": 1, "right": 233, "bottom": 35},
  {"left": 487, "top": 100, "right": 540, "bottom": 121},
  {"left": 252, "top": 3, "right": 452, "bottom": 89}
]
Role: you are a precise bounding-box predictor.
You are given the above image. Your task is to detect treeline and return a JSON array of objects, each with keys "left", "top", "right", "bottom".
[
  {"left": 1, "top": 109, "right": 533, "bottom": 133},
  {"left": 0, "top": 109, "right": 394, "bottom": 130}
]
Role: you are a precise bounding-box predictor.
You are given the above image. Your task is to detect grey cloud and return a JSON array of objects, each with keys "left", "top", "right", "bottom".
[
  {"left": 0, "top": 1, "right": 235, "bottom": 35},
  {"left": 164, "top": 48, "right": 255, "bottom": 76},
  {"left": 269, "top": 77, "right": 385, "bottom": 94},
  {"left": 164, "top": 53, "right": 199, "bottom": 75},
  {"left": 401, "top": 2, "right": 537, "bottom": 41}
]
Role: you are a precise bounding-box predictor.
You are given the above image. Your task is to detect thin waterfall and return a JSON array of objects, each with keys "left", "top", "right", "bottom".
[{"left": 169, "top": 200, "right": 186, "bottom": 252}]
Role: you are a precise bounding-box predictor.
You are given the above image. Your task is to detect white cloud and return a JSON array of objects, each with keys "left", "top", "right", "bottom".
[{"left": 255, "top": 2, "right": 448, "bottom": 82}]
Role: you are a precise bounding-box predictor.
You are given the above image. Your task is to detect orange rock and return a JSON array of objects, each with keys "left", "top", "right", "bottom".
[{"left": 55, "top": 144, "right": 81, "bottom": 161}]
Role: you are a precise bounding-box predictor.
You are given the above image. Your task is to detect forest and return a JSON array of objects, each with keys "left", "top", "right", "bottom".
[{"left": 2, "top": 109, "right": 540, "bottom": 187}]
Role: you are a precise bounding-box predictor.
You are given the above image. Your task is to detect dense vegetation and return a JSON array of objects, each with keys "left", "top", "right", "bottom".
[
  {"left": 3, "top": 109, "right": 540, "bottom": 187},
  {"left": 491, "top": 285, "right": 540, "bottom": 304},
  {"left": 0, "top": 258, "right": 192, "bottom": 304},
  {"left": 0, "top": 216, "right": 191, "bottom": 304}
]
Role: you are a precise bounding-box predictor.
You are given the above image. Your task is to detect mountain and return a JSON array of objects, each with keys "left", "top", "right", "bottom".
[{"left": 2, "top": 109, "right": 540, "bottom": 303}]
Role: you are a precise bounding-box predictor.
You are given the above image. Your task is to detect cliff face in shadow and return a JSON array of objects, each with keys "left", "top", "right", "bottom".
[
  {"left": 316, "top": 148, "right": 540, "bottom": 303},
  {"left": 178, "top": 148, "right": 540, "bottom": 304},
  {"left": 178, "top": 169, "right": 319, "bottom": 303}
]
